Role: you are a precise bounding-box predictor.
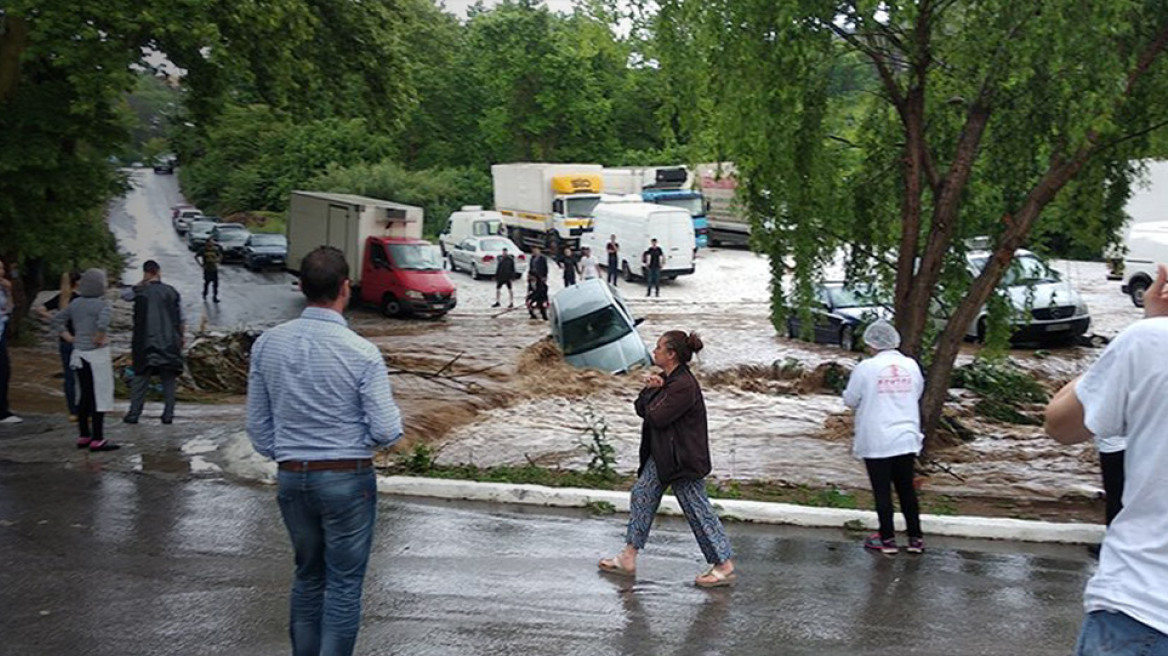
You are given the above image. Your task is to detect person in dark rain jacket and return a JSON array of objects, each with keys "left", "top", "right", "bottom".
[{"left": 597, "top": 330, "right": 737, "bottom": 587}]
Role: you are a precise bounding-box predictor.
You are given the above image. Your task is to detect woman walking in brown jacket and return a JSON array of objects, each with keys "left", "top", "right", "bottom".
[{"left": 598, "top": 330, "right": 737, "bottom": 587}]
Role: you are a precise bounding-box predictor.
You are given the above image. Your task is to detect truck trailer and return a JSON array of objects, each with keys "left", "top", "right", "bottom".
[
  {"left": 491, "top": 162, "right": 603, "bottom": 252},
  {"left": 286, "top": 191, "right": 457, "bottom": 318},
  {"left": 695, "top": 162, "right": 750, "bottom": 246},
  {"left": 602, "top": 166, "right": 709, "bottom": 248}
]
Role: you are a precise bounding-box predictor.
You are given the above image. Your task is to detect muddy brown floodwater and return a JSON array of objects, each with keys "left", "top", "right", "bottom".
[{"left": 9, "top": 242, "right": 1143, "bottom": 523}]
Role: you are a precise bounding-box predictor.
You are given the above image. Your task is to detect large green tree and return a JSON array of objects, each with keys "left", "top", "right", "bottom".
[{"left": 659, "top": 0, "right": 1168, "bottom": 440}]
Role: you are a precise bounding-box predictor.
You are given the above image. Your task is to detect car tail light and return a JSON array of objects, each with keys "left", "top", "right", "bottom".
[
  {"left": 482, "top": 255, "right": 495, "bottom": 262},
  {"left": 517, "top": 254, "right": 526, "bottom": 260}
]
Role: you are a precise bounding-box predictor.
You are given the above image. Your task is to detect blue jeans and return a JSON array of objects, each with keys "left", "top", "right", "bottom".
[
  {"left": 59, "top": 340, "right": 77, "bottom": 415},
  {"left": 1076, "top": 610, "right": 1168, "bottom": 655},
  {"left": 646, "top": 268, "right": 661, "bottom": 296},
  {"left": 277, "top": 468, "right": 377, "bottom": 656}
]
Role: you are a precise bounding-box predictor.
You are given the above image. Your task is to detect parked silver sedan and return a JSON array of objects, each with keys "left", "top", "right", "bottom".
[{"left": 447, "top": 236, "right": 528, "bottom": 280}]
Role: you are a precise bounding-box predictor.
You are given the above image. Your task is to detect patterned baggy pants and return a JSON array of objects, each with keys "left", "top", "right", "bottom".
[{"left": 625, "top": 459, "right": 734, "bottom": 564}]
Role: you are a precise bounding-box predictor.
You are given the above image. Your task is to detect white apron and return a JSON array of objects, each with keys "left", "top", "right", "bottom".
[{"left": 70, "top": 346, "right": 115, "bottom": 413}]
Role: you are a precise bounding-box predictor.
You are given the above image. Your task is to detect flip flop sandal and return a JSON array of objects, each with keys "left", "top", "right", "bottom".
[
  {"left": 695, "top": 566, "right": 737, "bottom": 588},
  {"left": 598, "top": 556, "right": 636, "bottom": 577}
]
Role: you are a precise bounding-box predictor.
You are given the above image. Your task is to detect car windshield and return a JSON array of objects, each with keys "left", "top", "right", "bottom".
[
  {"left": 478, "top": 239, "right": 513, "bottom": 252},
  {"left": 250, "top": 234, "right": 286, "bottom": 247},
  {"left": 654, "top": 196, "right": 703, "bottom": 216},
  {"left": 565, "top": 196, "right": 601, "bottom": 218},
  {"left": 969, "top": 254, "right": 1061, "bottom": 286},
  {"left": 387, "top": 243, "right": 442, "bottom": 271},
  {"left": 190, "top": 222, "right": 215, "bottom": 234},
  {"left": 560, "top": 306, "right": 633, "bottom": 356},
  {"left": 826, "top": 284, "right": 881, "bottom": 309}
]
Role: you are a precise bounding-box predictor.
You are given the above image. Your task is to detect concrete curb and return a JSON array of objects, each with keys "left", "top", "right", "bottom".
[{"left": 377, "top": 475, "right": 1105, "bottom": 545}]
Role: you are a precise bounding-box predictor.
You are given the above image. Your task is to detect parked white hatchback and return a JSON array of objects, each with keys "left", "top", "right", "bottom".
[{"left": 447, "top": 236, "right": 528, "bottom": 279}]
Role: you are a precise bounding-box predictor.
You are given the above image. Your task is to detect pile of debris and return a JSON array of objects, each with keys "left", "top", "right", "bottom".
[{"left": 185, "top": 330, "right": 261, "bottom": 394}]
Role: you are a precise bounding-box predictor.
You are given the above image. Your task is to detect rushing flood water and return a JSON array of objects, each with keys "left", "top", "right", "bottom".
[{"left": 8, "top": 173, "right": 1146, "bottom": 509}]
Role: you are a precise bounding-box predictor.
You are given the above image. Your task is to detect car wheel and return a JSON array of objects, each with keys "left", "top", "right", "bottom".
[
  {"left": 1129, "top": 277, "right": 1150, "bottom": 308},
  {"left": 471, "top": 263, "right": 481, "bottom": 280},
  {"left": 975, "top": 316, "right": 989, "bottom": 343},
  {"left": 840, "top": 325, "right": 856, "bottom": 351},
  {"left": 381, "top": 294, "right": 402, "bottom": 318}
]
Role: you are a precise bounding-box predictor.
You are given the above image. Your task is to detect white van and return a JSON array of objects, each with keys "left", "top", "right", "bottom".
[
  {"left": 581, "top": 201, "right": 696, "bottom": 282},
  {"left": 1121, "top": 220, "right": 1168, "bottom": 307},
  {"left": 439, "top": 206, "right": 506, "bottom": 256}
]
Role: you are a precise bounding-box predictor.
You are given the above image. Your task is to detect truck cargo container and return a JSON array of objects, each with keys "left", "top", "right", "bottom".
[
  {"left": 491, "top": 162, "right": 603, "bottom": 252},
  {"left": 287, "top": 191, "right": 457, "bottom": 318},
  {"left": 602, "top": 166, "right": 709, "bottom": 248},
  {"left": 695, "top": 162, "right": 750, "bottom": 246}
]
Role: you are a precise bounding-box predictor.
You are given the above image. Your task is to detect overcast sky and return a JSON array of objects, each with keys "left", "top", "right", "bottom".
[{"left": 440, "top": 0, "right": 578, "bottom": 19}]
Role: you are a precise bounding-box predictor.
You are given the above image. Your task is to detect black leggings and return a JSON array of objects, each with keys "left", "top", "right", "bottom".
[
  {"left": 77, "top": 361, "right": 104, "bottom": 440},
  {"left": 1100, "top": 450, "right": 1125, "bottom": 526},
  {"left": 864, "top": 453, "right": 922, "bottom": 540}
]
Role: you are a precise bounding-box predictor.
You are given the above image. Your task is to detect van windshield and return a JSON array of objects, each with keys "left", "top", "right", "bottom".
[
  {"left": 387, "top": 244, "right": 443, "bottom": 271},
  {"left": 561, "top": 306, "right": 633, "bottom": 356},
  {"left": 472, "top": 220, "right": 504, "bottom": 236}
]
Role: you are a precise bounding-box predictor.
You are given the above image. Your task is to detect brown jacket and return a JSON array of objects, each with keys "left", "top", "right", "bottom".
[{"left": 635, "top": 365, "right": 711, "bottom": 484}]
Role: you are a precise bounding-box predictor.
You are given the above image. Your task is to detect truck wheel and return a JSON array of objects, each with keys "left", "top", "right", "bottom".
[
  {"left": 1129, "top": 277, "right": 1150, "bottom": 308},
  {"left": 381, "top": 294, "right": 402, "bottom": 318}
]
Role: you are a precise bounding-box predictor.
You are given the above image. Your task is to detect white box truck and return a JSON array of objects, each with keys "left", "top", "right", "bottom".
[
  {"left": 491, "top": 162, "right": 603, "bottom": 252},
  {"left": 287, "top": 191, "right": 457, "bottom": 318}
]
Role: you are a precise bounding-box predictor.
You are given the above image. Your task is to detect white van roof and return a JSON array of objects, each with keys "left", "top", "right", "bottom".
[{"left": 594, "top": 201, "right": 690, "bottom": 218}]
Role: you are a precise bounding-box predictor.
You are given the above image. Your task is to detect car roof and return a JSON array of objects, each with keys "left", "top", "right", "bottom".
[{"left": 553, "top": 279, "right": 621, "bottom": 320}]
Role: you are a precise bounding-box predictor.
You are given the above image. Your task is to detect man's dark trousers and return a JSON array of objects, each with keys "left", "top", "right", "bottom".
[{"left": 125, "top": 367, "right": 178, "bottom": 422}]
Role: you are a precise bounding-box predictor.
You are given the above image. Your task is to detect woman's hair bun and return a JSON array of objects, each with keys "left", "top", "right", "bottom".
[{"left": 686, "top": 332, "right": 704, "bottom": 354}]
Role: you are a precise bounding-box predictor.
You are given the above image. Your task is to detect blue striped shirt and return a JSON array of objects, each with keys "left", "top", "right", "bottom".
[{"left": 246, "top": 307, "right": 403, "bottom": 462}]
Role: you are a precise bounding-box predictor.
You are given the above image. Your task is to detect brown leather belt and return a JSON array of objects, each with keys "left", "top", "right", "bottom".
[{"left": 278, "top": 458, "right": 373, "bottom": 472}]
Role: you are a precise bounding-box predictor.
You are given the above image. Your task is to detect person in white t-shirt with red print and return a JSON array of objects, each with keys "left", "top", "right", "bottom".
[
  {"left": 842, "top": 319, "right": 925, "bottom": 555},
  {"left": 1047, "top": 263, "right": 1168, "bottom": 655}
]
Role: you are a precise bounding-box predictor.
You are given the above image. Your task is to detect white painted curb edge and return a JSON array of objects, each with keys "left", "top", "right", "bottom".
[{"left": 377, "top": 475, "right": 1105, "bottom": 545}]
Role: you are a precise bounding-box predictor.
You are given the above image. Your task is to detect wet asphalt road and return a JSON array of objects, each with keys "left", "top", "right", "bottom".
[{"left": 0, "top": 455, "right": 1095, "bottom": 655}]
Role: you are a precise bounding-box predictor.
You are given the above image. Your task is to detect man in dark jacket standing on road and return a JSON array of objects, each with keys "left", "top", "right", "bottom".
[
  {"left": 195, "top": 237, "right": 221, "bottom": 303},
  {"left": 492, "top": 248, "right": 517, "bottom": 309},
  {"left": 124, "top": 260, "right": 185, "bottom": 424}
]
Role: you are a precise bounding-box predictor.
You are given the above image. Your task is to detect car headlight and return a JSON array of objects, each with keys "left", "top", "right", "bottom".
[
  {"left": 405, "top": 290, "right": 424, "bottom": 299},
  {"left": 1075, "top": 301, "right": 1089, "bottom": 316}
]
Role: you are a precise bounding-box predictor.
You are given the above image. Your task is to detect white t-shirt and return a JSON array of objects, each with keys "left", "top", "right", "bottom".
[
  {"left": 1076, "top": 317, "right": 1168, "bottom": 634},
  {"left": 841, "top": 349, "right": 924, "bottom": 459},
  {"left": 1095, "top": 434, "right": 1127, "bottom": 455},
  {"left": 579, "top": 256, "right": 601, "bottom": 280}
]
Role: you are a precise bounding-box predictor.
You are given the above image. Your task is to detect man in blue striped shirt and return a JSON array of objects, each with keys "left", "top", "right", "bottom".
[{"left": 247, "top": 246, "right": 403, "bottom": 656}]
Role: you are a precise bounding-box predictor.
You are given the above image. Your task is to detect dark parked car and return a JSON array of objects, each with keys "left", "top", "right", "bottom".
[
  {"left": 153, "top": 157, "right": 175, "bottom": 174},
  {"left": 242, "top": 233, "right": 289, "bottom": 271},
  {"left": 786, "top": 282, "right": 889, "bottom": 351},
  {"left": 210, "top": 223, "right": 252, "bottom": 262}
]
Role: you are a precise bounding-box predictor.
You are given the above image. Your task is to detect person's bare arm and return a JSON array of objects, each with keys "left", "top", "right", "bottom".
[
  {"left": 1044, "top": 376, "right": 1092, "bottom": 444},
  {"left": 1145, "top": 264, "right": 1168, "bottom": 318}
]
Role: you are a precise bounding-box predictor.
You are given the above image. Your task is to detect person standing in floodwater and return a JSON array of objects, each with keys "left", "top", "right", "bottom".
[
  {"left": 841, "top": 319, "right": 925, "bottom": 555},
  {"left": 559, "top": 245, "right": 578, "bottom": 287},
  {"left": 598, "top": 330, "right": 737, "bottom": 587}
]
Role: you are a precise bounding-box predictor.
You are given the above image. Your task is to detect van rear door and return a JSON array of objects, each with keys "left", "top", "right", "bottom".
[{"left": 649, "top": 210, "right": 695, "bottom": 271}]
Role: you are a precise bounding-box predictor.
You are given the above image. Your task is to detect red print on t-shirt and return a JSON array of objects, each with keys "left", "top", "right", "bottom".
[{"left": 876, "top": 364, "right": 913, "bottom": 395}]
